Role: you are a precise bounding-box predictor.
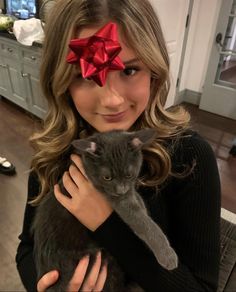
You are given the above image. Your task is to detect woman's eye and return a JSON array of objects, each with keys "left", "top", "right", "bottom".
[
  {"left": 103, "top": 176, "right": 112, "bottom": 181},
  {"left": 75, "top": 73, "right": 82, "bottom": 79},
  {"left": 123, "top": 67, "right": 139, "bottom": 76},
  {"left": 84, "top": 77, "right": 92, "bottom": 81},
  {"left": 75, "top": 74, "right": 92, "bottom": 81}
]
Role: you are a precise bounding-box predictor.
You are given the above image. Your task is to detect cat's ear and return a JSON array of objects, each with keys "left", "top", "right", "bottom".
[
  {"left": 130, "top": 128, "right": 157, "bottom": 149},
  {"left": 72, "top": 139, "right": 97, "bottom": 156}
]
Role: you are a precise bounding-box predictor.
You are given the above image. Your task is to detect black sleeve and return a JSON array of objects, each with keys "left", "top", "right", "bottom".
[
  {"left": 91, "top": 133, "right": 221, "bottom": 292},
  {"left": 15, "top": 172, "right": 39, "bottom": 292}
]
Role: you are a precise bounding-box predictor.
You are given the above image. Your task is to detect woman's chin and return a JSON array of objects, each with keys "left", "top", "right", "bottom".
[{"left": 95, "top": 122, "right": 132, "bottom": 133}]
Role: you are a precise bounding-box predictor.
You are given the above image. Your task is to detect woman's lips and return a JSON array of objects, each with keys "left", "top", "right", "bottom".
[{"left": 100, "top": 110, "right": 127, "bottom": 122}]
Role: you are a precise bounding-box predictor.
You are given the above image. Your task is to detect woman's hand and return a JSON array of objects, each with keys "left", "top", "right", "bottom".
[
  {"left": 54, "top": 154, "right": 113, "bottom": 231},
  {"left": 37, "top": 252, "right": 108, "bottom": 291}
]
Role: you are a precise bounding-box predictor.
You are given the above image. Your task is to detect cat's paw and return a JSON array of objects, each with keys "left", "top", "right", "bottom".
[{"left": 156, "top": 247, "right": 178, "bottom": 270}]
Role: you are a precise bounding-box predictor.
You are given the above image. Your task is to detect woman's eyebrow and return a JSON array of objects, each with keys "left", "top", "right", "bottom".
[{"left": 123, "top": 58, "right": 140, "bottom": 65}]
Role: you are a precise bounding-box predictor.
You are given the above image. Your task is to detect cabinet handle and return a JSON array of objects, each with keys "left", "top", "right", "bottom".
[
  {"left": 7, "top": 48, "right": 13, "bottom": 53},
  {"left": 31, "top": 56, "right": 36, "bottom": 60},
  {"left": 21, "top": 72, "right": 28, "bottom": 77}
]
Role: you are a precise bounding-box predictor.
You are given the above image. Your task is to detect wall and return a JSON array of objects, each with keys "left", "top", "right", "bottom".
[
  {"left": 149, "top": 0, "right": 223, "bottom": 106},
  {"left": 0, "top": 0, "right": 4, "bottom": 10},
  {"left": 150, "top": 0, "right": 189, "bottom": 108},
  {"left": 179, "top": 0, "right": 222, "bottom": 95}
]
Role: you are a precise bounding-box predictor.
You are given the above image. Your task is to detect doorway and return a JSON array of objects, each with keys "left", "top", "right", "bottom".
[{"left": 200, "top": 0, "right": 236, "bottom": 120}]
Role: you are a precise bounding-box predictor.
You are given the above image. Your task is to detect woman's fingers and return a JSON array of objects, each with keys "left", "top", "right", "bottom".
[
  {"left": 81, "top": 252, "right": 101, "bottom": 291},
  {"left": 36, "top": 255, "right": 107, "bottom": 292},
  {"left": 68, "top": 164, "right": 86, "bottom": 188},
  {"left": 71, "top": 154, "right": 88, "bottom": 179},
  {"left": 93, "top": 261, "right": 108, "bottom": 291},
  {"left": 81, "top": 251, "right": 106, "bottom": 292},
  {"left": 54, "top": 183, "right": 75, "bottom": 211},
  {"left": 63, "top": 171, "right": 80, "bottom": 195},
  {"left": 66, "top": 255, "right": 90, "bottom": 292},
  {"left": 37, "top": 270, "right": 59, "bottom": 292}
]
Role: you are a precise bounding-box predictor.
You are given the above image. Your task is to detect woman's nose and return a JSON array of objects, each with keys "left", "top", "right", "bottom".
[{"left": 99, "top": 73, "right": 125, "bottom": 108}]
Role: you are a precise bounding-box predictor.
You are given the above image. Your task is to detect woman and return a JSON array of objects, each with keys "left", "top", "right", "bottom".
[{"left": 16, "top": 0, "right": 221, "bottom": 291}]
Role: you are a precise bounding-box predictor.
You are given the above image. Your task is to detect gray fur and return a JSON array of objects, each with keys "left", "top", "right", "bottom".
[{"left": 32, "top": 129, "right": 178, "bottom": 292}]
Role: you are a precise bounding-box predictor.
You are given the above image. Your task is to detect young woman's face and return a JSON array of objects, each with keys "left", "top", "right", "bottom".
[{"left": 69, "top": 25, "right": 151, "bottom": 132}]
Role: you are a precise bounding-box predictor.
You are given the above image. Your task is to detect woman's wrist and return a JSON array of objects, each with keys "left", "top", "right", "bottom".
[{"left": 88, "top": 206, "right": 113, "bottom": 232}]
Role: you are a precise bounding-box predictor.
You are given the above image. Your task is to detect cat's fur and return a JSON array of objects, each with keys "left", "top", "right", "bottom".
[{"left": 32, "top": 129, "right": 178, "bottom": 291}]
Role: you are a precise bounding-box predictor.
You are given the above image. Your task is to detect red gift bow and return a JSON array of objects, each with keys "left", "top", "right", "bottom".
[{"left": 66, "top": 22, "right": 125, "bottom": 87}]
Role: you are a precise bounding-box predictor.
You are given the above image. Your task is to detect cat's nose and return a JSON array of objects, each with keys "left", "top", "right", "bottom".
[{"left": 116, "top": 184, "right": 129, "bottom": 195}]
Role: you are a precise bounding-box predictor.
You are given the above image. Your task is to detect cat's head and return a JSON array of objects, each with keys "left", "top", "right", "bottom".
[{"left": 72, "top": 129, "right": 156, "bottom": 198}]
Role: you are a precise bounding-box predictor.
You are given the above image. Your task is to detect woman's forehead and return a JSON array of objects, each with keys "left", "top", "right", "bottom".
[{"left": 77, "top": 25, "right": 102, "bottom": 38}]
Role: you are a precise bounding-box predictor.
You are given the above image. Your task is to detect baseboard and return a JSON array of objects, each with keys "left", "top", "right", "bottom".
[{"left": 177, "top": 89, "right": 201, "bottom": 105}]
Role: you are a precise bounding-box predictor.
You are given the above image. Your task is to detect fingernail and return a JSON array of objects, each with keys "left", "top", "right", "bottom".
[
  {"left": 52, "top": 270, "right": 59, "bottom": 280},
  {"left": 83, "top": 254, "right": 90, "bottom": 260},
  {"left": 97, "top": 251, "right": 101, "bottom": 258},
  {"left": 70, "top": 164, "right": 75, "bottom": 170}
]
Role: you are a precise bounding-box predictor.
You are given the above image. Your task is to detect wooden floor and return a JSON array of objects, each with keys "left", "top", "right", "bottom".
[
  {"left": 0, "top": 97, "right": 236, "bottom": 291},
  {"left": 0, "top": 98, "right": 40, "bottom": 291}
]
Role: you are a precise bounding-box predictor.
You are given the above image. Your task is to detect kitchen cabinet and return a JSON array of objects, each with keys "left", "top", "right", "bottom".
[{"left": 0, "top": 36, "right": 47, "bottom": 119}]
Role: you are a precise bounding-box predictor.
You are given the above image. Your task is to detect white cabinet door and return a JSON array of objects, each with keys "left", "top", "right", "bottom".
[
  {"left": 23, "top": 62, "right": 47, "bottom": 119},
  {"left": 0, "top": 55, "right": 10, "bottom": 97},
  {"left": 149, "top": 0, "right": 190, "bottom": 108},
  {"left": 0, "top": 37, "right": 29, "bottom": 110},
  {"left": 3, "top": 56, "right": 29, "bottom": 110},
  {"left": 0, "top": 37, "right": 47, "bottom": 119},
  {"left": 22, "top": 47, "right": 47, "bottom": 119}
]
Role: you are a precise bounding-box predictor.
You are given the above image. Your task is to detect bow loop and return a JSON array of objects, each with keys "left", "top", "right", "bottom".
[{"left": 66, "top": 22, "right": 125, "bottom": 87}]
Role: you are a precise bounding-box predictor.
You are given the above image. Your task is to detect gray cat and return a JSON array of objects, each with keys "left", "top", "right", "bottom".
[{"left": 32, "top": 129, "right": 178, "bottom": 292}]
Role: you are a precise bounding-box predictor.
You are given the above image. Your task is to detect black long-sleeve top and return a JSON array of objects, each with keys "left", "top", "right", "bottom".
[{"left": 16, "top": 131, "right": 221, "bottom": 291}]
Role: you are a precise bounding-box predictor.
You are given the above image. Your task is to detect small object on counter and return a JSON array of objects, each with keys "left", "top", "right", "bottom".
[
  {"left": 13, "top": 18, "right": 44, "bottom": 46},
  {"left": 0, "top": 12, "right": 15, "bottom": 31}
]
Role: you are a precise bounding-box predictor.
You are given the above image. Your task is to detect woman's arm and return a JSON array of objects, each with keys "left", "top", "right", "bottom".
[
  {"left": 15, "top": 172, "right": 39, "bottom": 291},
  {"left": 16, "top": 172, "right": 108, "bottom": 292}
]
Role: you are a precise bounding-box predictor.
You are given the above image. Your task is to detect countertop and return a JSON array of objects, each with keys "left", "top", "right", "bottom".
[{"left": 0, "top": 30, "right": 43, "bottom": 48}]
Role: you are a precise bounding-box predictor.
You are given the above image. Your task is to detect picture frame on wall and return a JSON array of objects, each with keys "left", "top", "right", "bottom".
[{"left": 4, "top": 0, "right": 39, "bottom": 19}]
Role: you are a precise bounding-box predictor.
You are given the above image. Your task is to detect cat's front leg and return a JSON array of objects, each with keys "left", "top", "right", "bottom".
[
  {"left": 135, "top": 193, "right": 148, "bottom": 214},
  {"left": 115, "top": 196, "right": 178, "bottom": 270},
  {"left": 135, "top": 213, "right": 178, "bottom": 270}
]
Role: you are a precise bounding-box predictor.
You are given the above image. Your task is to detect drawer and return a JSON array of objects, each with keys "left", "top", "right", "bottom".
[
  {"left": 22, "top": 49, "right": 41, "bottom": 65},
  {"left": 0, "top": 42, "right": 19, "bottom": 59}
]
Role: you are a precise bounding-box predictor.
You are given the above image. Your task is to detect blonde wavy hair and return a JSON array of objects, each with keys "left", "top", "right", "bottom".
[{"left": 30, "top": 0, "right": 191, "bottom": 204}]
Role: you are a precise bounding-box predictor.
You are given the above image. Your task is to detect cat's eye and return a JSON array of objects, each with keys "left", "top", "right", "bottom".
[{"left": 103, "top": 175, "right": 112, "bottom": 181}]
